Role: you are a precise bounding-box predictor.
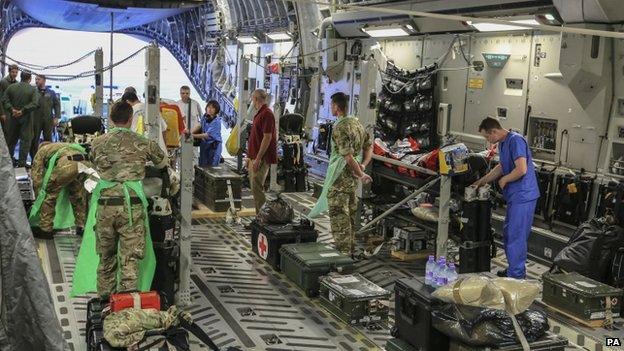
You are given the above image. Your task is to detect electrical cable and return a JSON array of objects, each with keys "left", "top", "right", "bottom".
[
  {"left": 13, "top": 46, "right": 149, "bottom": 82},
  {"left": 5, "top": 49, "right": 98, "bottom": 71}
]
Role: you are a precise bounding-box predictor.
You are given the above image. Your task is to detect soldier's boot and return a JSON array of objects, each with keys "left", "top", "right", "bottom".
[{"left": 32, "top": 227, "right": 54, "bottom": 240}]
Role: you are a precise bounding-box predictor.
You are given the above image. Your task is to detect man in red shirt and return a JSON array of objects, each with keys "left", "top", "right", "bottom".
[{"left": 247, "top": 89, "right": 277, "bottom": 212}]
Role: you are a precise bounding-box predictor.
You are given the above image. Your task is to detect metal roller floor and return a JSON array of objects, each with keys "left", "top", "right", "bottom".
[{"left": 38, "top": 191, "right": 620, "bottom": 350}]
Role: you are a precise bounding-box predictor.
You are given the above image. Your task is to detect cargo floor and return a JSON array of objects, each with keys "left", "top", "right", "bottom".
[{"left": 37, "top": 191, "right": 618, "bottom": 351}]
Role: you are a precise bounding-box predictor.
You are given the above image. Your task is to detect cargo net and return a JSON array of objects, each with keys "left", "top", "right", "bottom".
[
  {"left": 376, "top": 61, "right": 438, "bottom": 148},
  {"left": 374, "top": 62, "right": 439, "bottom": 179}
]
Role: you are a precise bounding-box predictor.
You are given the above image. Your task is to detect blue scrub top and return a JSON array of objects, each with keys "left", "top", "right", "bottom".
[
  {"left": 198, "top": 114, "right": 223, "bottom": 167},
  {"left": 498, "top": 131, "right": 540, "bottom": 204}
]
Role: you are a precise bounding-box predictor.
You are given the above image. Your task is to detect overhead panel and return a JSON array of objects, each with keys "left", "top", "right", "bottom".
[
  {"left": 464, "top": 33, "right": 532, "bottom": 140},
  {"left": 422, "top": 35, "right": 471, "bottom": 135},
  {"left": 380, "top": 38, "right": 424, "bottom": 71}
]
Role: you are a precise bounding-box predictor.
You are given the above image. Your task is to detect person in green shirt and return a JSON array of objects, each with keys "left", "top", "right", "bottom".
[
  {"left": 3, "top": 71, "right": 39, "bottom": 167},
  {"left": 0, "top": 64, "right": 19, "bottom": 137},
  {"left": 30, "top": 74, "right": 61, "bottom": 160}
]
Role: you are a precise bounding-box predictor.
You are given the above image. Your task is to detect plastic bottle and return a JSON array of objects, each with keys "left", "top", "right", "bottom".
[
  {"left": 435, "top": 260, "right": 448, "bottom": 287},
  {"left": 433, "top": 257, "right": 446, "bottom": 287},
  {"left": 446, "top": 262, "right": 458, "bottom": 284},
  {"left": 425, "top": 255, "right": 436, "bottom": 286}
]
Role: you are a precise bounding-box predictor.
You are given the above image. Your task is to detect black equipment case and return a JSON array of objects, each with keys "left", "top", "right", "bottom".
[
  {"left": 393, "top": 277, "right": 449, "bottom": 350},
  {"left": 250, "top": 219, "right": 318, "bottom": 270},
  {"left": 459, "top": 199, "right": 493, "bottom": 273},
  {"left": 194, "top": 166, "right": 242, "bottom": 212}
]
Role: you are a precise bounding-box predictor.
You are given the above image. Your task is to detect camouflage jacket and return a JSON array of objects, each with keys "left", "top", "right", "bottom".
[
  {"left": 0, "top": 76, "right": 16, "bottom": 116},
  {"left": 331, "top": 115, "right": 372, "bottom": 189},
  {"left": 103, "top": 306, "right": 190, "bottom": 348},
  {"left": 90, "top": 128, "right": 167, "bottom": 197},
  {"left": 31, "top": 142, "right": 89, "bottom": 190}
]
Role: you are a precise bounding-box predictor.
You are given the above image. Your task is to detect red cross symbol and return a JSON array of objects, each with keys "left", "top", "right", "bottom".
[{"left": 258, "top": 233, "right": 268, "bottom": 259}]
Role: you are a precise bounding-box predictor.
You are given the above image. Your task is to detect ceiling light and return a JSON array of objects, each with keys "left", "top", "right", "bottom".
[
  {"left": 237, "top": 35, "right": 258, "bottom": 44},
  {"left": 362, "top": 26, "right": 410, "bottom": 38},
  {"left": 267, "top": 32, "right": 292, "bottom": 41},
  {"left": 545, "top": 14, "right": 556, "bottom": 21},
  {"left": 469, "top": 19, "right": 539, "bottom": 32}
]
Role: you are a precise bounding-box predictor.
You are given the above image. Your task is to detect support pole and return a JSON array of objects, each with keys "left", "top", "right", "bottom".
[
  {"left": 144, "top": 43, "right": 160, "bottom": 144},
  {"left": 94, "top": 49, "right": 104, "bottom": 119},
  {"left": 436, "top": 175, "right": 451, "bottom": 258},
  {"left": 177, "top": 91, "right": 194, "bottom": 308},
  {"left": 109, "top": 12, "right": 114, "bottom": 103},
  {"left": 356, "top": 176, "right": 440, "bottom": 234}
]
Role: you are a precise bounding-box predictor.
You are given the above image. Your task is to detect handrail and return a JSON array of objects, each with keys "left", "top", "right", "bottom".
[{"left": 373, "top": 154, "right": 438, "bottom": 176}]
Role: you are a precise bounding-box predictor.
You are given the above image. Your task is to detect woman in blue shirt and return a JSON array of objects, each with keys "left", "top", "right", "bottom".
[
  {"left": 192, "top": 100, "right": 222, "bottom": 166},
  {"left": 473, "top": 117, "right": 539, "bottom": 279}
]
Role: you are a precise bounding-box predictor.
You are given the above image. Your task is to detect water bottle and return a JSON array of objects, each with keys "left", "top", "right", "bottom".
[
  {"left": 433, "top": 257, "right": 446, "bottom": 287},
  {"left": 435, "top": 260, "right": 448, "bottom": 287},
  {"left": 446, "top": 263, "right": 458, "bottom": 284},
  {"left": 425, "top": 255, "right": 436, "bottom": 286}
]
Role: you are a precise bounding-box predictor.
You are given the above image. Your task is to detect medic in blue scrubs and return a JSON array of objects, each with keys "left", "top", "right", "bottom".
[
  {"left": 473, "top": 117, "right": 539, "bottom": 279},
  {"left": 192, "top": 100, "right": 223, "bottom": 167}
]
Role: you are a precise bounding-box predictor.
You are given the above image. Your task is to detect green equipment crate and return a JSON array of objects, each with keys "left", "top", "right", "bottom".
[
  {"left": 318, "top": 273, "right": 390, "bottom": 325},
  {"left": 385, "top": 338, "right": 418, "bottom": 351},
  {"left": 542, "top": 272, "right": 623, "bottom": 321},
  {"left": 279, "top": 242, "right": 354, "bottom": 297}
]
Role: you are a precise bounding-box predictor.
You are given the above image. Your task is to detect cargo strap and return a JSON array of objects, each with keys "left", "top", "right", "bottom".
[
  {"left": 458, "top": 240, "right": 491, "bottom": 250},
  {"left": 451, "top": 278, "right": 465, "bottom": 304},
  {"left": 132, "top": 293, "right": 141, "bottom": 309},
  {"left": 604, "top": 296, "right": 614, "bottom": 329},
  {"left": 510, "top": 313, "right": 530, "bottom": 351},
  {"left": 179, "top": 316, "right": 220, "bottom": 350}
]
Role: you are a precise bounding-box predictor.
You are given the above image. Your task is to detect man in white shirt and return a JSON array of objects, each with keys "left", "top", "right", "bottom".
[
  {"left": 121, "top": 91, "right": 168, "bottom": 153},
  {"left": 176, "top": 85, "right": 202, "bottom": 131}
]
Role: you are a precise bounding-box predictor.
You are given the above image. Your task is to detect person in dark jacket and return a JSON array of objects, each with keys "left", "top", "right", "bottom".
[
  {"left": 3, "top": 71, "right": 39, "bottom": 167},
  {"left": 192, "top": 100, "right": 222, "bottom": 167},
  {"left": 30, "top": 74, "right": 61, "bottom": 159}
]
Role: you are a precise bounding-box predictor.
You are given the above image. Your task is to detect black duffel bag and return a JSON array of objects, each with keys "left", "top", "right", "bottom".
[
  {"left": 431, "top": 304, "right": 549, "bottom": 347},
  {"left": 552, "top": 218, "right": 624, "bottom": 284},
  {"left": 256, "top": 195, "right": 295, "bottom": 224}
]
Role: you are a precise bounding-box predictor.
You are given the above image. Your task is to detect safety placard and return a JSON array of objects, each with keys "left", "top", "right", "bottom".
[{"left": 468, "top": 78, "right": 484, "bottom": 89}]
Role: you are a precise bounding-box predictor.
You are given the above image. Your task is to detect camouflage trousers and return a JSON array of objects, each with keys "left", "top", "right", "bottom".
[
  {"left": 38, "top": 160, "right": 87, "bottom": 232},
  {"left": 328, "top": 186, "right": 358, "bottom": 255},
  {"left": 96, "top": 203, "right": 145, "bottom": 297}
]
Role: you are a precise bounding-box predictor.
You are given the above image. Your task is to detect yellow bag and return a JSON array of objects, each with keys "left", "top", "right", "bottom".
[{"left": 226, "top": 124, "right": 240, "bottom": 156}]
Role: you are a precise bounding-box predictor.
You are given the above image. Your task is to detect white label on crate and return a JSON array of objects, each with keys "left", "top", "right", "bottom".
[
  {"left": 575, "top": 281, "right": 597, "bottom": 288},
  {"left": 590, "top": 312, "right": 605, "bottom": 320},
  {"left": 347, "top": 289, "right": 366, "bottom": 296},
  {"left": 328, "top": 291, "right": 336, "bottom": 302},
  {"left": 333, "top": 276, "right": 359, "bottom": 284},
  {"left": 320, "top": 253, "right": 340, "bottom": 258}
]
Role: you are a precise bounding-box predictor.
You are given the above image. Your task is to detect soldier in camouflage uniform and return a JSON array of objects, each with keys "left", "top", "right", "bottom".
[
  {"left": 30, "top": 142, "right": 89, "bottom": 238},
  {"left": 3, "top": 71, "right": 39, "bottom": 167},
  {"left": 327, "top": 92, "right": 373, "bottom": 255},
  {"left": 90, "top": 101, "right": 168, "bottom": 297}
]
